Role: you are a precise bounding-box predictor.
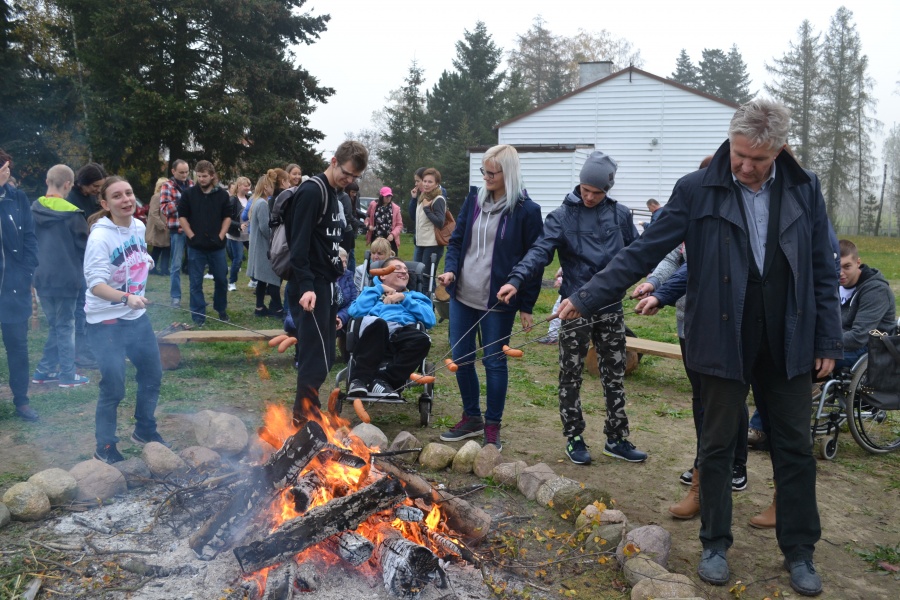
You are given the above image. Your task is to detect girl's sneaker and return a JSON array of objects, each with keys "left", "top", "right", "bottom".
[
  {"left": 58, "top": 374, "right": 90, "bottom": 388},
  {"left": 32, "top": 370, "right": 59, "bottom": 384}
]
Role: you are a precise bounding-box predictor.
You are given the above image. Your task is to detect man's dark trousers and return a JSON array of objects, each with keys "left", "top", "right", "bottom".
[{"left": 698, "top": 331, "right": 820, "bottom": 562}]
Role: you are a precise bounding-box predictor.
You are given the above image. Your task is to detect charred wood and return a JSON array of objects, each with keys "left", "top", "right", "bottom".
[
  {"left": 394, "top": 506, "right": 424, "bottom": 522},
  {"left": 289, "top": 472, "right": 321, "bottom": 514},
  {"left": 327, "top": 531, "right": 375, "bottom": 566},
  {"left": 233, "top": 476, "right": 405, "bottom": 573},
  {"left": 375, "top": 523, "right": 447, "bottom": 599}
]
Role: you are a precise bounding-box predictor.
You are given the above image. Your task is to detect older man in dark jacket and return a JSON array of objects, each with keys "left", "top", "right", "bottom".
[{"left": 559, "top": 100, "right": 842, "bottom": 597}]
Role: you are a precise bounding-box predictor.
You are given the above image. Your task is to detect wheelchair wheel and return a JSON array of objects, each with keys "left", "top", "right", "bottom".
[
  {"left": 423, "top": 360, "right": 435, "bottom": 398},
  {"left": 418, "top": 396, "right": 432, "bottom": 427},
  {"left": 815, "top": 435, "right": 838, "bottom": 460},
  {"left": 847, "top": 356, "right": 900, "bottom": 454}
]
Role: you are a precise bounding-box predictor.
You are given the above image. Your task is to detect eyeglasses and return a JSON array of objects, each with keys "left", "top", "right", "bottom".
[
  {"left": 480, "top": 167, "right": 503, "bottom": 180},
  {"left": 335, "top": 163, "right": 363, "bottom": 182}
]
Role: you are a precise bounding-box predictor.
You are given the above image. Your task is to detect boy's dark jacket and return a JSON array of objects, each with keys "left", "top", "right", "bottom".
[
  {"left": 507, "top": 187, "right": 638, "bottom": 315},
  {"left": 31, "top": 196, "right": 89, "bottom": 297}
]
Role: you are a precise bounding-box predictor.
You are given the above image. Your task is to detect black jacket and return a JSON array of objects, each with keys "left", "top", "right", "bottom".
[
  {"left": 177, "top": 185, "right": 231, "bottom": 250},
  {"left": 31, "top": 197, "right": 89, "bottom": 297},
  {"left": 285, "top": 174, "right": 344, "bottom": 294},
  {"left": 0, "top": 184, "right": 39, "bottom": 322}
]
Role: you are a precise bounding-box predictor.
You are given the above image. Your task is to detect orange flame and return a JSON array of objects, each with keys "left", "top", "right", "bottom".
[{"left": 257, "top": 362, "right": 270, "bottom": 380}]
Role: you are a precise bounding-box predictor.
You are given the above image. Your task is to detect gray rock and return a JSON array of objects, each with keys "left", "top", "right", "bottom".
[
  {"left": 584, "top": 523, "right": 626, "bottom": 554},
  {"left": 451, "top": 440, "right": 481, "bottom": 473},
  {"left": 630, "top": 572, "right": 697, "bottom": 599},
  {"left": 388, "top": 431, "right": 422, "bottom": 463},
  {"left": 418, "top": 443, "right": 457, "bottom": 470},
  {"left": 473, "top": 444, "right": 502, "bottom": 478},
  {"left": 600, "top": 509, "right": 627, "bottom": 524},
  {"left": 491, "top": 461, "right": 528, "bottom": 486},
  {"left": 113, "top": 458, "right": 153, "bottom": 488},
  {"left": 2, "top": 482, "right": 50, "bottom": 521},
  {"left": 142, "top": 442, "right": 189, "bottom": 477},
  {"left": 179, "top": 446, "right": 222, "bottom": 470},
  {"left": 517, "top": 463, "right": 556, "bottom": 500},
  {"left": 0, "top": 502, "right": 9, "bottom": 529},
  {"left": 535, "top": 476, "right": 578, "bottom": 506},
  {"left": 616, "top": 524, "right": 672, "bottom": 568},
  {"left": 192, "top": 410, "right": 249, "bottom": 456},
  {"left": 623, "top": 554, "right": 670, "bottom": 587},
  {"left": 70, "top": 460, "right": 128, "bottom": 501},
  {"left": 351, "top": 423, "right": 389, "bottom": 450},
  {"left": 550, "top": 483, "right": 608, "bottom": 517},
  {"left": 28, "top": 468, "right": 77, "bottom": 505}
]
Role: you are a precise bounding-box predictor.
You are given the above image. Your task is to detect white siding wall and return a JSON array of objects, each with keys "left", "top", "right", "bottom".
[{"left": 494, "top": 71, "right": 735, "bottom": 214}]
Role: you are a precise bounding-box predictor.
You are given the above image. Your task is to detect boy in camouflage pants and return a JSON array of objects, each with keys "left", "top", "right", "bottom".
[{"left": 498, "top": 151, "right": 646, "bottom": 464}]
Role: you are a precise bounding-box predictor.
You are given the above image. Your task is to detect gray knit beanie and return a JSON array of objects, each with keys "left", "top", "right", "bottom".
[{"left": 579, "top": 151, "right": 617, "bottom": 192}]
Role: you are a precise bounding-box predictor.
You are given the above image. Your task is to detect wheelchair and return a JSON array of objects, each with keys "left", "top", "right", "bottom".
[
  {"left": 811, "top": 321, "right": 900, "bottom": 459},
  {"left": 334, "top": 255, "right": 438, "bottom": 427}
]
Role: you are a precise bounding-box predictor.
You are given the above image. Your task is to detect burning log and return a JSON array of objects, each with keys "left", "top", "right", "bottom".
[
  {"left": 289, "top": 472, "right": 321, "bottom": 514},
  {"left": 259, "top": 562, "right": 320, "bottom": 599},
  {"left": 374, "top": 522, "right": 447, "bottom": 598},
  {"left": 190, "top": 421, "right": 329, "bottom": 559},
  {"left": 326, "top": 531, "right": 375, "bottom": 566},
  {"left": 375, "top": 458, "right": 491, "bottom": 542},
  {"left": 394, "top": 506, "right": 424, "bottom": 522},
  {"left": 233, "top": 476, "right": 405, "bottom": 573},
  {"left": 317, "top": 444, "right": 367, "bottom": 469}
]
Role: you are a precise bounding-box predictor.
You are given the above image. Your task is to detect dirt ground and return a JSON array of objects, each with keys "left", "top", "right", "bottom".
[{"left": 1, "top": 331, "right": 898, "bottom": 599}]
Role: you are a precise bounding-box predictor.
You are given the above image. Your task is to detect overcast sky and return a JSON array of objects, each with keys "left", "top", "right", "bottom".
[{"left": 298, "top": 0, "right": 899, "bottom": 163}]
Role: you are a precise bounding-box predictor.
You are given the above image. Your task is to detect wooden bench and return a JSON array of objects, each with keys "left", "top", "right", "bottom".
[
  {"left": 585, "top": 337, "right": 682, "bottom": 377},
  {"left": 157, "top": 328, "right": 285, "bottom": 369}
]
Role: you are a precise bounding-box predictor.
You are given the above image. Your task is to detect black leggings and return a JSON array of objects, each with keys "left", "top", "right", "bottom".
[{"left": 255, "top": 282, "right": 283, "bottom": 311}]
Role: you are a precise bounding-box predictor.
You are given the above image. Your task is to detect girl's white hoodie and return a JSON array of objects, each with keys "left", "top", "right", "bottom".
[{"left": 83, "top": 216, "right": 153, "bottom": 324}]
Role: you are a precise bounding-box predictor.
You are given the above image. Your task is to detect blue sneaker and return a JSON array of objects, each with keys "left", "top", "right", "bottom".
[
  {"left": 603, "top": 439, "right": 647, "bottom": 463},
  {"left": 32, "top": 370, "right": 59, "bottom": 384},
  {"left": 58, "top": 374, "right": 90, "bottom": 388},
  {"left": 565, "top": 435, "right": 591, "bottom": 465}
]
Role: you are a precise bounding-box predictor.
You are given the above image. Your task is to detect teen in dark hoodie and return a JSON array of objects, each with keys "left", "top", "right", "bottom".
[
  {"left": 284, "top": 141, "right": 368, "bottom": 424},
  {"left": 31, "top": 165, "right": 90, "bottom": 389}
]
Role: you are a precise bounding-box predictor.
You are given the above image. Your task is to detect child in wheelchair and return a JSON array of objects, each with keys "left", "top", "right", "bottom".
[{"left": 346, "top": 256, "right": 436, "bottom": 398}]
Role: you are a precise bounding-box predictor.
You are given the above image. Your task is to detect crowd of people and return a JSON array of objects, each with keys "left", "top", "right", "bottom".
[{"left": 1, "top": 97, "right": 897, "bottom": 598}]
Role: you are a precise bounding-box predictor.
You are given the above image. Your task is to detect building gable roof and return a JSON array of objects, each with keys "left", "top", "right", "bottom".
[{"left": 496, "top": 66, "right": 740, "bottom": 130}]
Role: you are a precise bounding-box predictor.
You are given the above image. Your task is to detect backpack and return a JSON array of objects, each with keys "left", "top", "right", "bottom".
[{"left": 268, "top": 177, "right": 328, "bottom": 280}]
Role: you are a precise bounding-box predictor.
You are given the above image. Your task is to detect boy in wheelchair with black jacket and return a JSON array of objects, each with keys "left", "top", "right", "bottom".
[{"left": 347, "top": 257, "right": 435, "bottom": 398}]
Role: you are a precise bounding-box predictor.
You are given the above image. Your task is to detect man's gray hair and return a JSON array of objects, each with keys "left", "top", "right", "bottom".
[{"left": 728, "top": 98, "right": 791, "bottom": 151}]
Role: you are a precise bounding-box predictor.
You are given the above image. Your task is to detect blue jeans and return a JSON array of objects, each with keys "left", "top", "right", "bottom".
[
  {"left": 1, "top": 320, "right": 30, "bottom": 406},
  {"left": 448, "top": 299, "right": 516, "bottom": 423},
  {"left": 88, "top": 315, "right": 162, "bottom": 446},
  {"left": 169, "top": 231, "right": 186, "bottom": 300},
  {"left": 346, "top": 246, "right": 356, "bottom": 275},
  {"left": 36, "top": 295, "right": 78, "bottom": 380},
  {"left": 413, "top": 245, "right": 444, "bottom": 274},
  {"left": 187, "top": 246, "right": 227, "bottom": 322},
  {"left": 226, "top": 239, "right": 244, "bottom": 284}
]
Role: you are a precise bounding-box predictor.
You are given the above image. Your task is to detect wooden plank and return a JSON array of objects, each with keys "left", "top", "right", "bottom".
[
  {"left": 626, "top": 337, "right": 682, "bottom": 359},
  {"left": 158, "top": 329, "right": 283, "bottom": 344}
]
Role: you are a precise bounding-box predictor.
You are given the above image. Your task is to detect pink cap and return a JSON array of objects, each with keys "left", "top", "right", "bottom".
[{"left": 379, "top": 186, "right": 393, "bottom": 197}]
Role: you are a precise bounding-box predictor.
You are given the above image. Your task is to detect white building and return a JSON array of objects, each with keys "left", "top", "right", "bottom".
[{"left": 469, "top": 64, "right": 738, "bottom": 221}]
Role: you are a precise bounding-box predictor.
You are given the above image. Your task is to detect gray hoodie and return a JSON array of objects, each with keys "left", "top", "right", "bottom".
[
  {"left": 841, "top": 264, "right": 896, "bottom": 350},
  {"left": 83, "top": 217, "right": 153, "bottom": 323}
]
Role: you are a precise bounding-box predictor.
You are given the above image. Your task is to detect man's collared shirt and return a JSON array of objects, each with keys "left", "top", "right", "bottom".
[{"left": 733, "top": 163, "right": 777, "bottom": 273}]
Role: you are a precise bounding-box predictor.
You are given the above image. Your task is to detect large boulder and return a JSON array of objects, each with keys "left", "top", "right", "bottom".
[
  {"left": 192, "top": 410, "right": 249, "bottom": 456},
  {"left": 388, "top": 431, "right": 422, "bottom": 463},
  {"left": 550, "top": 483, "right": 608, "bottom": 517},
  {"left": 473, "top": 444, "right": 502, "bottom": 478},
  {"left": 630, "top": 572, "right": 697, "bottom": 599},
  {"left": 535, "top": 477, "right": 578, "bottom": 506},
  {"left": 584, "top": 523, "right": 626, "bottom": 554},
  {"left": 70, "top": 460, "right": 127, "bottom": 502},
  {"left": 28, "top": 468, "right": 77, "bottom": 505},
  {"left": 451, "top": 440, "right": 481, "bottom": 473},
  {"left": 2, "top": 482, "right": 50, "bottom": 521},
  {"left": 179, "top": 446, "right": 222, "bottom": 470},
  {"left": 142, "top": 442, "right": 188, "bottom": 477},
  {"left": 351, "top": 423, "right": 389, "bottom": 451},
  {"left": 0, "top": 502, "right": 10, "bottom": 529},
  {"left": 113, "top": 458, "right": 153, "bottom": 488},
  {"left": 491, "top": 461, "right": 527, "bottom": 486},
  {"left": 517, "top": 463, "right": 556, "bottom": 500},
  {"left": 418, "top": 443, "right": 457, "bottom": 470},
  {"left": 616, "top": 524, "right": 671, "bottom": 568}
]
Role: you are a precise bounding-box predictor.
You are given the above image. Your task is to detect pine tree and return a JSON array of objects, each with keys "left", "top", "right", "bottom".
[
  {"left": 698, "top": 48, "right": 728, "bottom": 98},
  {"left": 508, "top": 16, "right": 569, "bottom": 106},
  {"left": 765, "top": 20, "right": 822, "bottom": 167},
  {"left": 814, "top": 6, "right": 870, "bottom": 222},
  {"left": 722, "top": 45, "right": 753, "bottom": 103},
  {"left": 671, "top": 49, "right": 700, "bottom": 88},
  {"left": 377, "top": 61, "right": 431, "bottom": 205}
]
